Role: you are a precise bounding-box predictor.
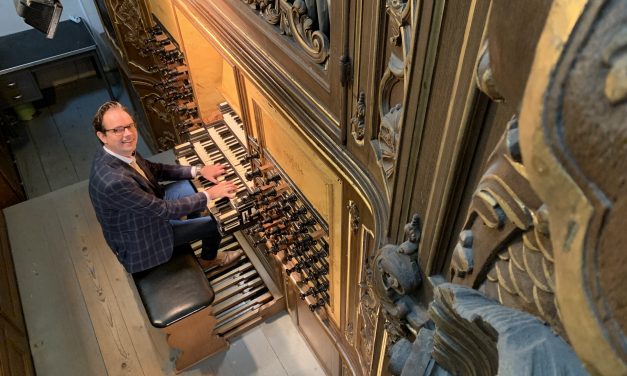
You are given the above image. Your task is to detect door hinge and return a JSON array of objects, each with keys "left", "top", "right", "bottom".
[{"left": 340, "top": 55, "right": 352, "bottom": 87}]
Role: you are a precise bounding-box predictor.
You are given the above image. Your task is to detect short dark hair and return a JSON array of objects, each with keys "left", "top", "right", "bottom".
[{"left": 92, "top": 101, "right": 131, "bottom": 134}]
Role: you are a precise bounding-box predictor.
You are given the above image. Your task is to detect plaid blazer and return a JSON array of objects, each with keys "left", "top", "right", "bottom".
[{"left": 89, "top": 147, "right": 207, "bottom": 273}]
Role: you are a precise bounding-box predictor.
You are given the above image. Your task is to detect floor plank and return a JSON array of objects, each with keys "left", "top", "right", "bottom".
[
  {"left": 10, "top": 120, "right": 51, "bottom": 198},
  {"left": 47, "top": 77, "right": 107, "bottom": 180},
  {"left": 4, "top": 194, "right": 107, "bottom": 376},
  {"left": 262, "top": 314, "right": 326, "bottom": 376},
  {"left": 77, "top": 185, "right": 175, "bottom": 375},
  {"left": 26, "top": 106, "right": 79, "bottom": 191},
  {"left": 10, "top": 74, "right": 152, "bottom": 199},
  {"left": 51, "top": 182, "right": 145, "bottom": 376},
  {"left": 224, "top": 325, "right": 288, "bottom": 376}
]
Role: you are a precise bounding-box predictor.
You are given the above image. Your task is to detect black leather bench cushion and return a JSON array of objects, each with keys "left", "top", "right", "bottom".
[{"left": 132, "top": 246, "right": 215, "bottom": 328}]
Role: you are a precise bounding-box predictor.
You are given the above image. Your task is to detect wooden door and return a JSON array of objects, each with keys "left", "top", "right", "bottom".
[{"left": 0, "top": 212, "right": 33, "bottom": 376}]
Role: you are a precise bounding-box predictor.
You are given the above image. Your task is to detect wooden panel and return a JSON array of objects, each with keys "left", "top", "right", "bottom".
[
  {"left": 146, "top": 0, "right": 182, "bottom": 43},
  {"left": 175, "top": 5, "right": 226, "bottom": 121},
  {"left": 244, "top": 77, "right": 343, "bottom": 324},
  {"left": 0, "top": 316, "right": 33, "bottom": 376},
  {"left": 260, "top": 313, "right": 325, "bottom": 376},
  {"left": 5, "top": 190, "right": 108, "bottom": 376},
  {"left": 297, "top": 294, "right": 341, "bottom": 376},
  {"left": 0, "top": 212, "right": 24, "bottom": 331},
  {"left": 50, "top": 184, "right": 147, "bottom": 375},
  {"left": 220, "top": 60, "right": 241, "bottom": 116},
  {"left": 0, "top": 142, "right": 23, "bottom": 209}
]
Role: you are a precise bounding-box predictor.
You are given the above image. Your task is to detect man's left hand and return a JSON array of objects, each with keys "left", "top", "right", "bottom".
[{"left": 200, "top": 164, "right": 227, "bottom": 183}]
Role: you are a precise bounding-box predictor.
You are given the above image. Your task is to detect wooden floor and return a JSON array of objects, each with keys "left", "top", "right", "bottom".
[
  {"left": 5, "top": 182, "right": 325, "bottom": 375},
  {"left": 3, "top": 77, "right": 325, "bottom": 375},
  {"left": 9, "top": 75, "right": 151, "bottom": 199}
]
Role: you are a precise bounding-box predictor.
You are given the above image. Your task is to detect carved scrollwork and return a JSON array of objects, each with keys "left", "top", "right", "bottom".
[
  {"left": 285, "top": 0, "right": 329, "bottom": 64},
  {"left": 518, "top": 1, "right": 627, "bottom": 372},
  {"left": 240, "top": 0, "right": 330, "bottom": 65},
  {"left": 351, "top": 91, "right": 366, "bottom": 143},
  {"left": 143, "top": 94, "right": 170, "bottom": 122},
  {"left": 111, "top": 0, "right": 144, "bottom": 49},
  {"left": 374, "top": 103, "right": 402, "bottom": 182},
  {"left": 373, "top": 0, "right": 413, "bottom": 201},
  {"left": 355, "top": 248, "right": 380, "bottom": 375}
]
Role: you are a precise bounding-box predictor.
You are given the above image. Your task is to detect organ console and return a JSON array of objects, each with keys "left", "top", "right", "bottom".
[
  {"left": 173, "top": 99, "right": 333, "bottom": 319},
  {"left": 95, "top": 0, "right": 623, "bottom": 375}
]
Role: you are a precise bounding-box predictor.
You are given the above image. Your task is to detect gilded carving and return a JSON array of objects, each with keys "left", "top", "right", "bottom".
[
  {"left": 519, "top": 0, "right": 627, "bottom": 373},
  {"left": 351, "top": 91, "right": 366, "bottom": 143}
]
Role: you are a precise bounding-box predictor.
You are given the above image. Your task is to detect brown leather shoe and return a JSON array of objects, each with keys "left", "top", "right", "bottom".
[{"left": 198, "top": 249, "right": 243, "bottom": 269}]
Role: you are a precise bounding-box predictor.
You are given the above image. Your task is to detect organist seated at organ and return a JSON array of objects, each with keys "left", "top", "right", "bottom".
[{"left": 88, "top": 101, "right": 243, "bottom": 273}]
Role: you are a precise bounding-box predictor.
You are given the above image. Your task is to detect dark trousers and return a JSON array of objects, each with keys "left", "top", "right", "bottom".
[{"left": 164, "top": 181, "right": 222, "bottom": 260}]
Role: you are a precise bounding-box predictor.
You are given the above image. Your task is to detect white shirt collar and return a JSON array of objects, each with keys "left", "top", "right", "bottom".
[{"left": 103, "top": 146, "right": 136, "bottom": 165}]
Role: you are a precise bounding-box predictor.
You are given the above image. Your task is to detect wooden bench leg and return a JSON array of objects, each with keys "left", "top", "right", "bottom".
[{"left": 162, "top": 306, "right": 229, "bottom": 373}]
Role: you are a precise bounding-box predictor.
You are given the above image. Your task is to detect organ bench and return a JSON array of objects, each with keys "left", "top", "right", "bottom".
[{"left": 132, "top": 244, "right": 229, "bottom": 373}]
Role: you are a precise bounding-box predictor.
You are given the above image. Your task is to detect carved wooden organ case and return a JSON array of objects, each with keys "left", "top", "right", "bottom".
[{"left": 95, "top": 0, "right": 626, "bottom": 375}]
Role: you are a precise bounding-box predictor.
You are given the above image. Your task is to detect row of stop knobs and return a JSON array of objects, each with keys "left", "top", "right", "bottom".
[
  {"left": 145, "top": 26, "right": 202, "bottom": 137},
  {"left": 244, "top": 158, "right": 330, "bottom": 311}
]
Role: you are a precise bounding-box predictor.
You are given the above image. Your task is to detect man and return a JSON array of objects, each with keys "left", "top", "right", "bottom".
[{"left": 89, "top": 101, "right": 242, "bottom": 273}]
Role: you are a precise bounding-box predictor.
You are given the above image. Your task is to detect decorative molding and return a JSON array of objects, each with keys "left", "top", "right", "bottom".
[
  {"left": 351, "top": 91, "right": 366, "bottom": 143},
  {"left": 239, "top": 0, "right": 330, "bottom": 65},
  {"left": 351, "top": 227, "right": 378, "bottom": 376},
  {"left": 372, "top": 0, "right": 413, "bottom": 201},
  {"left": 475, "top": 40, "right": 503, "bottom": 102},
  {"left": 344, "top": 322, "right": 353, "bottom": 344}
]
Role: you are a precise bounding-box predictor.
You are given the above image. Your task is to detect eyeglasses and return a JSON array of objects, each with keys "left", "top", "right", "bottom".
[{"left": 103, "top": 123, "right": 136, "bottom": 135}]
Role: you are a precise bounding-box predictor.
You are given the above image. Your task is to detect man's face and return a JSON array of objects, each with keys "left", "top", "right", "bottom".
[{"left": 97, "top": 107, "right": 138, "bottom": 157}]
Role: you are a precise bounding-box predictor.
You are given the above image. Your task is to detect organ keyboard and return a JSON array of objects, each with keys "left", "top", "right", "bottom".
[
  {"left": 174, "top": 111, "right": 256, "bottom": 235},
  {"left": 174, "top": 103, "right": 332, "bottom": 314}
]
